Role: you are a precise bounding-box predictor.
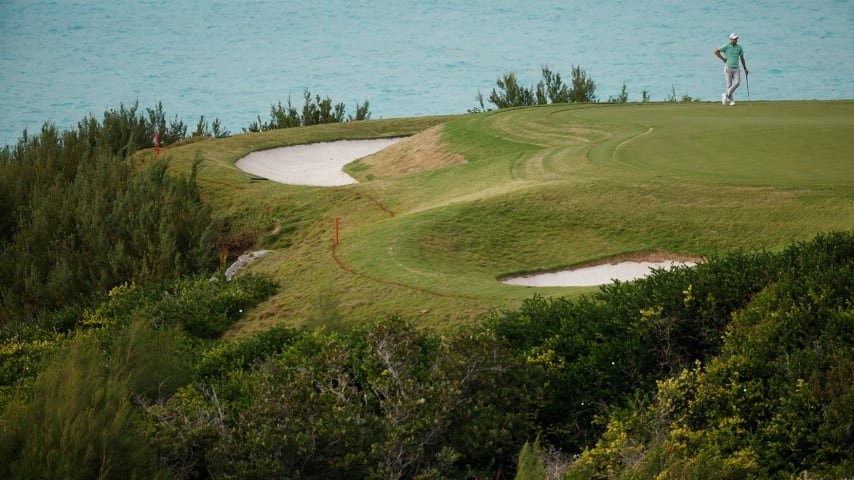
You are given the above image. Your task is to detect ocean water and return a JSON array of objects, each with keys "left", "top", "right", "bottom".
[{"left": 1, "top": 0, "right": 852, "bottom": 147}]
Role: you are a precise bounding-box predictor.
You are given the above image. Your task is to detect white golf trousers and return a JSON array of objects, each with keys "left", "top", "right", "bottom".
[{"left": 725, "top": 66, "right": 741, "bottom": 99}]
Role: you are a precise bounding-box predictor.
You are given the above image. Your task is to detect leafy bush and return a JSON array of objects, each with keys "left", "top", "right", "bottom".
[
  {"left": 489, "top": 72, "right": 538, "bottom": 108},
  {"left": 243, "top": 89, "right": 370, "bottom": 132},
  {"left": 511, "top": 232, "right": 854, "bottom": 478},
  {"left": 0, "top": 332, "right": 162, "bottom": 479},
  {"left": 487, "top": 65, "right": 597, "bottom": 109},
  {"left": 488, "top": 233, "right": 852, "bottom": 458},
  {"left": 568, "top": 65, "right": 596, "bottom": 102},
  {"left": 81, "top": 273, "right": 277, "bottom": 339},
  {"left": 0, "top": 328, "right": 63, "bottom": 409},
  {"left": 0, "top": 115, "right": 219, "bottom": 325},
  {"left": 194, "top": 325, "right": 302, "bottom": 379},
  {"left": 0, "top": 303, "right": 92, "bottom": 410},
  {"left": 0, "top": 268, "right": 278, "bottom": 477},
  {"left": 146, "top": 317, "right": 543, "bottom": 479}
]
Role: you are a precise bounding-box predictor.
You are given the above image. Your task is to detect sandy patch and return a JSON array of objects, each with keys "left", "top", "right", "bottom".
[
  {"left": 236, "top": 138, "right": 406, "bottom": 186},
  {"left": 502, "top": 252, "right": 702, "bottom": 287},
  {"left": 502, "top": 260, "right": 696, "bottom": 287}
]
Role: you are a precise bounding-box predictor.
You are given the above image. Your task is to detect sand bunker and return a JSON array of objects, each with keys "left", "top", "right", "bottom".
[
  {"left": 502, "top": 260, "right": 696, "bottom": 287},
  {"left": 236, "top": 137, "right": 405, "bottom": 186}
]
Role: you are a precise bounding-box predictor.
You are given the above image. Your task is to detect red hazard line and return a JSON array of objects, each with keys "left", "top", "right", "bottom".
[
  {"left": 331, "top": 241, "right": 499, "bottom": 301},
  {"left": 352, "top": 191, "right": 395, "bottom": 218}
]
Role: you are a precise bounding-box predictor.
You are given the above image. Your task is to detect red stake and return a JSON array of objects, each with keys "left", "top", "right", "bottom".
[{"left": 155, "top": 131, "right": 160, "bottom": 157}]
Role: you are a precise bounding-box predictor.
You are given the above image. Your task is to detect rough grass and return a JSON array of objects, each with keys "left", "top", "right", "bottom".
[
  {"left": 346, "top": 125, "right": 465, "bottom": 179},
  {"left": 152, "top": 101, "right": 854, "bottom": 335}
]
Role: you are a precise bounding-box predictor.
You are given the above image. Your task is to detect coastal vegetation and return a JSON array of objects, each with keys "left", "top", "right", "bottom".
[
  {"left": 243, "top": 89, "right": 371, "bottom": 133},
  {"left": 476, "top": 65, "right": 598, "bottom": 111},
  {"left": 0, "top": 103, "right": 218, "bottom": 324},
  {"left": 1, "top": 99, "right": 853, "bottom": 478},
  {"left": 479, "top": 65, "right": 700, "bottom": 111}
]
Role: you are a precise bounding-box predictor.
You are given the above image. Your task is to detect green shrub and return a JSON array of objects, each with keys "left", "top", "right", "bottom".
[
  {"left": 0, "top": 303, "right": 90, "bottom": 409},
  {"left": 487, "top": 65, "right": 597, "bottom": 109},
  {"left": 82, "top": 273, "right": 277, "bottom": 339},
  {"left": 152, "top": 274, "right": 277, "bottom": 338},
  {"left": 486, "top": 246, "right": 781, "bottom": 451},
  {"left": 0, "top": 332, "right": 161, "bottom": 479},
  {"left": 0, "top": 330, "right": 62, "bottom": 409},
  {"left": 194, "top": 325, "right": 302, "bottom": 379},
  {"left": 0, "top": 268, "right": 275, "bottom": 411},
  {"left": 568, "top": 231, "right": 854, "bottom": 478},
  {"left": 568, "top": 65, "right": 596, "bottom": 102},
  {"left": 243, "top": 89, "right": 370, "bottom": 132},
  {"left": 489, "top": 72, "right": 537, "bottom": 108},
  {"left": 146, "top": 318, "right": 542, "bottom": 479},
  {"left": 0, "top": 127, "right": 218, "bottom": 324}
]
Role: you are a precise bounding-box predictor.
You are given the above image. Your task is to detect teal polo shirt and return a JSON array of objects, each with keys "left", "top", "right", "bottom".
[{"left": 719, "top": 43, "right": 744, "bottom": 68}]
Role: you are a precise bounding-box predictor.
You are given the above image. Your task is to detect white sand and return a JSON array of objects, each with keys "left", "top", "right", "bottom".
[
  {"left": 502, "top": 261, "right": 696, "bottom": 287},
  {"left": 235, "top": 137, "right": 405, "bottom": 186}
]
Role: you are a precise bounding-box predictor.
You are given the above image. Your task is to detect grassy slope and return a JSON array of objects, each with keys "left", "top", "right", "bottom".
[{"left": 154, "top": 101, "right": 854, "bottom": 336}]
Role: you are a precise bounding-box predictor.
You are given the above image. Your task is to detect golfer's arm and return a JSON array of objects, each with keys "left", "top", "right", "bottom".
[
  {"left": 714, "top": 49, "right": 725, "bottom": 62},
  {"left": 740, "top": 55, "right": 747, "bottom": 69}
]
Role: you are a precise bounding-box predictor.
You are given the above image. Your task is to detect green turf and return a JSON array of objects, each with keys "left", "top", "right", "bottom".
[{"left": 155, "top": 101, "right": 854, "bottom": 334}]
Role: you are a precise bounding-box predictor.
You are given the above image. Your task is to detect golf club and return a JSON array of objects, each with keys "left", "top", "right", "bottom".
[{"left": 746, "top": 72, "right": 751, "bottom": 103}]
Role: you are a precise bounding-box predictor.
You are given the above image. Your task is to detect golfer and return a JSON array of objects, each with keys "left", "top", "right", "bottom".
[{"left": 715, "top": 33, "right": 749, "bottom": 106}]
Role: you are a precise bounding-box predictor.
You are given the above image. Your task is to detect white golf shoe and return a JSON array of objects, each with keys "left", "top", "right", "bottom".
[
  {"left": 722, "top": 93, "right": 727, "bottom": 105},
  {"left": 729, "top": 100, "right": 736, "bottom": 106}
]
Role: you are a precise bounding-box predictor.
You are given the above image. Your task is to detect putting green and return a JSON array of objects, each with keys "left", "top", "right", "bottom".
[{"left": 579, "top": 101, "right": 854, "bottom": 187}]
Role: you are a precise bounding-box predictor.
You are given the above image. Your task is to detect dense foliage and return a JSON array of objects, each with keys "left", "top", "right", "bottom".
[
  {"left": 565, "top": 233, "right": 854, "bottom": 479},
  {"left": 147, "top": 318, "right": 541, "bottom": 479},
  {"left": 0, "top": 273, "right": 278, "bottom": 479},
  {"left": 243, "top": 89, "right": 371, "bottom": 132},
  {"left": 481, "top": 65, "right": 597, "bottom": 110},
  {"left": 0, "top": 105, "right": 219, "bottom": 325}
]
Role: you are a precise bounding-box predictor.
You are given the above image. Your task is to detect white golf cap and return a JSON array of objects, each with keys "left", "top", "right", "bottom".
[{"left": 730, "top": 33, "right": 740, "bottom": 39}]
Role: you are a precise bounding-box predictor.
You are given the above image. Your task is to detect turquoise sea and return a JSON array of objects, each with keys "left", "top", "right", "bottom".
[{"left": 1, "top": 0, "right": 852, "bottom": 146}]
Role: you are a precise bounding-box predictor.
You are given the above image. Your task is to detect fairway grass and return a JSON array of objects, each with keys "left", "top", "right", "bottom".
[{"left": 156, "top": 101, "right": 854, "bottom": 335}]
